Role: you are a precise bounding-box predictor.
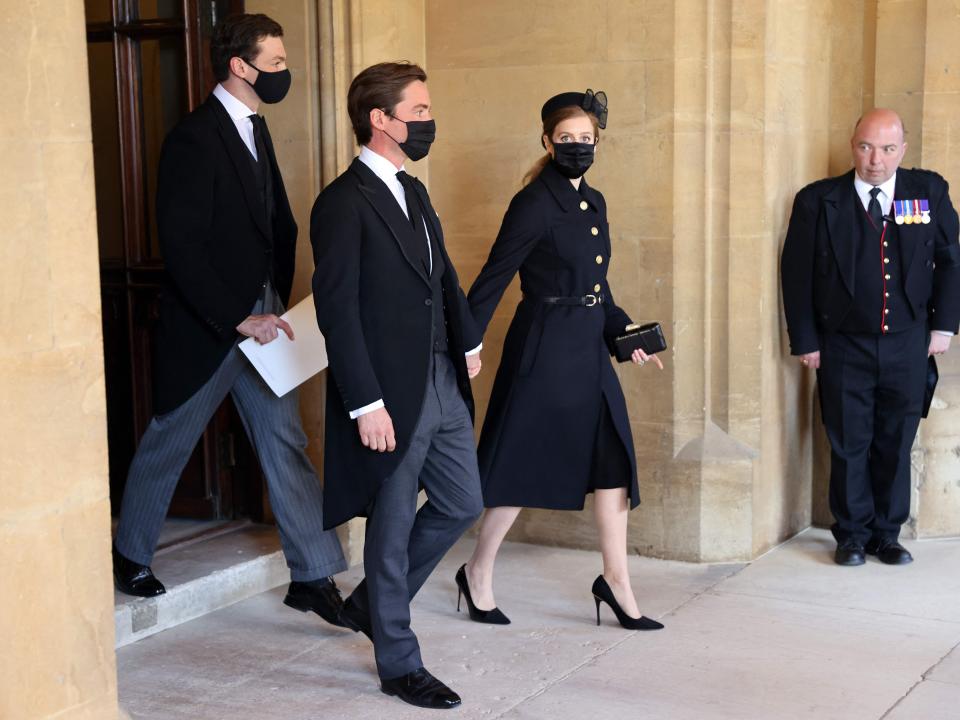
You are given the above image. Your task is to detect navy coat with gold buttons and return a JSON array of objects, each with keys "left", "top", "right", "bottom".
[{"left": 468, "top": 161, "right": 640, "bottom": 510}]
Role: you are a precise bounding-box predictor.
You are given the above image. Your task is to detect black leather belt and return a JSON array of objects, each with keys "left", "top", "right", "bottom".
[{"left": 525, "top": 293, "right": 605, "bottom": 307}]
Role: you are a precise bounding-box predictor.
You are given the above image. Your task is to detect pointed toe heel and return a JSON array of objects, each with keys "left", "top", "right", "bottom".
[
  {"left": 454, "top": 564, "right": 511, "bottom": 625},
  {"left": 591, "top": 575, "right": 663, "bottom": 631}
]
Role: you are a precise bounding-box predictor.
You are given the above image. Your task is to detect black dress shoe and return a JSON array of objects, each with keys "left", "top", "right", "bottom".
[
  {"left": 455, "top": 564, "right": 510, "bottom": 625},
  {"left": 380, "top": 667, "right": 461, "bottom": 709},
  {"left": 338, "top": 596, "right": 373, "bottom": 641},
  {"left": 834, "top": 539, "right": 866, "bottom": 566},
  {"left": 865, "top": 538, "right": 914, "bottom": 565},
  {"left": 113, "top": 545, "right": 166, "bottom": 597},
  {"left": 283, "top": 578, "right": 345, "bottom": 627}
]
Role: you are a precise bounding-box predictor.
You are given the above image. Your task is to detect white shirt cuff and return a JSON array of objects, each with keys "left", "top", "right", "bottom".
[
  {"left": 933, "top": 330, "right": 954, "bottom": 337},
  {"left": 465, "top": 343, "right": 482, "bottom": 356},
  {"left": 349, "top": 399, "right": 385, "bottom": 420}
]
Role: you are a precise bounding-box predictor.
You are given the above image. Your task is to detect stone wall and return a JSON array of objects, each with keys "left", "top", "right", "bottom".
[{"left": 0, "top": 1, "right": 119, "bottom": 717}]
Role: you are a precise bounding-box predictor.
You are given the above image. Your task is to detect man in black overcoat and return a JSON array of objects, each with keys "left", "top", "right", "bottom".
[
  {"left": 310, "top": 62, "right": 483, "bottom": 709},
  {"left": 781, "top": 108, "right": 960, "bottom": 566},
  {"left": 112, "top": 14, "right": 346, "bottom": 623}
]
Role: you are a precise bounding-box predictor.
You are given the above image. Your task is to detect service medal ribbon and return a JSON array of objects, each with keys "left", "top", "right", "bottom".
[
  {"left": 920, "top": 198, "right": 931, "bottom": 224},
  {"left": 894, "top": 199, "right": 906, "bottom": 225}
]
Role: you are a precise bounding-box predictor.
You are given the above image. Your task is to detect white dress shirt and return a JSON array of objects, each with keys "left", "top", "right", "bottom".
[
  {"left": 349, "top": 146, "right": 480, "bottom": 419},
  {"left": 213, "top": 83, "right": 258, "bottom": 160}
]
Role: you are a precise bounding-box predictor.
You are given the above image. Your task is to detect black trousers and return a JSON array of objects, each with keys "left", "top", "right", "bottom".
[{"left": 817, "top": 325, "right": 927, "bottom": 544}]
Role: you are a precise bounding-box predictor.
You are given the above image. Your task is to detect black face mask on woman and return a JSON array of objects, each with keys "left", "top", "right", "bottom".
[
  {"left": 551, "top": 141, "right": 596, "bottom": 179},
  {"left": 385, "top": 115, "right": 437, "bottom": 161},
  {"left": 244, "top": 62, "right": 292, "bottom": 104}
]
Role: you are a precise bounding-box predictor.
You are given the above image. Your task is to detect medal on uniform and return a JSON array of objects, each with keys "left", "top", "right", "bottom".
[
  {"left": 912, "top": 199, "right": 922, "bottom": 224},
  {"left": 920, "top": 198, "right": 931, "bottom": 224},
  {"left": 894, "top": 199, "right": 906, "bottom": 225},
  {"left": 903, "top": 199, "right": 914, "bottom": 224}
]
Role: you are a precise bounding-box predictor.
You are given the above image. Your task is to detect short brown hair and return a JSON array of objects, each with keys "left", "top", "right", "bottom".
[
  {"left": 347, "top": 62, "right": 427, "bottom": 145},
  {"left": 211, "top": 14, "right": 283, "bottom": 83}
]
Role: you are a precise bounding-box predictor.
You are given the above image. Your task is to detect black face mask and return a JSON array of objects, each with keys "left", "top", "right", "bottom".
[
  {"left": 551, "top": 141, "right": 595, "bottom": 179},
  {"left": 244, "top": 61, "right": 291, "bottom": 104},
  {"left": 385, "top": 116, "right": 437, "bottom": 161}
]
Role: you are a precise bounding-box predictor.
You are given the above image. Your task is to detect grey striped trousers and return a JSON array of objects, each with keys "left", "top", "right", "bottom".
[{"left": 114, "top": 286, "right": 346, "bottom": 581}]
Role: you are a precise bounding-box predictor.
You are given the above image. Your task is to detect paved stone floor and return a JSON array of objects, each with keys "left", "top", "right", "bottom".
[{"left": 117, "top": 528, "right": 960, "bottom": 719}]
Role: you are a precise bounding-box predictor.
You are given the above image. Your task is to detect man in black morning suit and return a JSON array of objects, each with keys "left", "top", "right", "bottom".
[
  {"left": 781, "top": 108, "right": 960, "bottom": 566},
  {"left": 112, "top": 14, "right": 346, "bottom": 623},
  {"left": 310, "top": 62, "right": 484, "bottom": 709}
]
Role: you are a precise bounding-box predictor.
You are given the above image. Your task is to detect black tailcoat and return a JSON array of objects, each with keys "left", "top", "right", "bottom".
[
  {"left": 153, "top": 95, "right": 297, "bottom": 415},
  {"left": 467, "top": 162, "right": 640, "bottom": 511},
  {"left": 310, "top": 159, "right": 481, "bottom": 529},
  {"left": 781, "top": 168, "right": 960, "bottom": 354}
]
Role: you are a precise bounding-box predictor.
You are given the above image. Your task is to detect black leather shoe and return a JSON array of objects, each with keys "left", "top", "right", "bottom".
[
  {"left": 834, "top": 539, "right": 866, "bottom": 566},
  {"left": 380, "top": 667, "right": 462, "bottom": 709},
  {"left": 113, "top": 545, "right": 166, "bottom": 597},
  {"left": 338, "top": 596, "right": 373, "bottom": 641},
  {"left": 283, "top": 578, "right": 345, "bottom": 627},
  {"left": 865, "top": 538, "right": 913, "bottom": 565}
]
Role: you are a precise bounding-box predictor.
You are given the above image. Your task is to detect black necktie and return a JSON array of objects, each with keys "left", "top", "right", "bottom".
[
  {"left": 868, "top": 186, "right": 884, "bottom": 228},
  {"left": 247, "top": 114, "right": 275, "bottom": 223},
  {"left": 395, "top": 170, "right": 431, "bottom": 273}
]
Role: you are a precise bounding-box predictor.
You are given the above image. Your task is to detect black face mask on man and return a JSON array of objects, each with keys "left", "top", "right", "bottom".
[
  {"left": 384, "top": 115, "right": 437, "bottom": 161},
  {"left": 244, "top": 61, "right": 291, "bottom": 104},
  {"left": 550, "top": 141, "right": 596, "bottom": 179}
]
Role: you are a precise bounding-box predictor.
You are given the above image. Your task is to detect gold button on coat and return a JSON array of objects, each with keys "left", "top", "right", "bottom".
[
  {"left": 883, "top": 324, "right": 889, "bottom": 331},
  {"left": 885, "top": 273, "right": 891, "bottom": 280},
  {"left": 579, "top": 201, "right": 588, "bottom": 210},
  {"left": 883, "top": 257, "right": 890, "bottom": 264},
  {"left": 595, "top": 255, "right": 603, "bottom": 264},
  {"left": 591, "top": 227, "right": 599, "bottom": 236},
  {"left": 593, "top": 283, "right": 601, "bottom": 292}
]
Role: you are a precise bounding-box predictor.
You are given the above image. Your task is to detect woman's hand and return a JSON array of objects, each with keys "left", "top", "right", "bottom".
[{"left": 632, "top": 348, "right": 663, "bottom": 370}]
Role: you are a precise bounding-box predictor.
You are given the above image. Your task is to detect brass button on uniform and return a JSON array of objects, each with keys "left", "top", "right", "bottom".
[
  {"left": 885, "top": 292, "right": 890, "bottom": 297},
  {"left": 884, "top": 308, "right": 890, "bottom": 314},
  {"left": 883, "top": 241, "right": 889, "bottom": 247},
  {"left": 591, "top": 227, "right": 599, "bottom": 236},
  {"left": 883, "top": 257, "right": 890, "bottom": 264},
  {"left": 593, "top": 283, "right": 601, "bottom": 292},
  {"left": 883, "top": 324, "right": 890, "bottom": 331},
  {"left": 579, "top": 200, "right": 589, "bottom": 210},
  {"left": 595, "top": 255, "right": 603, "bottom": 264},
  {"left": 885, "top": 273, "right": 891, "bottom": 280}
]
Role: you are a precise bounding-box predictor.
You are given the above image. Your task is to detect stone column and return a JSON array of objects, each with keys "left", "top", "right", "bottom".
[{"left": 0, "top": 1, "right": 119, "bottom": 717}]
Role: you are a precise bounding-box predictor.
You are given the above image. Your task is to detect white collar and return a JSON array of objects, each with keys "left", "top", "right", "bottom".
[
  {"left": 213, "top": 83, "right": 257, "bottom": 123},
  {"left": 358, "top": 145, "right": 405, "bottom": 186},
  {"left": 854, "top": 171, "right": 897, "bottom": 200}
]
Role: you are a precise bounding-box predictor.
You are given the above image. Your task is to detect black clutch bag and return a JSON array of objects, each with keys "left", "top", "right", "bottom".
[{"left": 614, "top": 322, "right": 667, "bottom": 363}]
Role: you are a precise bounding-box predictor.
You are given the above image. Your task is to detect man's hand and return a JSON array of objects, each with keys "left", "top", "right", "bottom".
[
  {"left": 631, "top": 348, "right": 664, "bottom": 370},
  {"left": 357, "top": 407, "right": 396, "bottom": 452},
  {"left": 236, "top": 314, "right": 294, "bottom": 345},
  {"left": 466, "top": 353, "right": 482, "bottom": 379},
  {"left": 929, "top": 333, "right": 952, "bottom": 356},
  {"left": 799, "top": 351, "right": 821, "bottom": 369}
]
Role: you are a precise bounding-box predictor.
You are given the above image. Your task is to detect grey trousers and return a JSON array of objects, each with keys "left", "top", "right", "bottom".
[
  {"left": 114, "top": 286, "right": 347, "bottom": 582},
  {"left": 350, "top": 351, "right": 483, "bottom": 680}
]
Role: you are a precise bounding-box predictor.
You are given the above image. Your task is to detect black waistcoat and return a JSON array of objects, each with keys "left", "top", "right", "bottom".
[
  {"left": 405, "top": 187, "right": 450, "bottom": 352},
  {"left": 838, "top": 202, "right": 918, "bottom": 334}
]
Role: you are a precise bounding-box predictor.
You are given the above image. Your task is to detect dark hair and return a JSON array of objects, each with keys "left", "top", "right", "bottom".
[
  {"left": 210, "top": 14, "right": 284, "bottom": 83},
  {"left": 347, "top": 62, "right": 428, "bottom": 145},
  {"left": 522, "top": 105, "right": 600, "bottom": 185}
]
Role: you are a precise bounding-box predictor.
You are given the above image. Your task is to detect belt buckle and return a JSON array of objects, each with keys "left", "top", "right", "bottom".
[{"left": 584, "top": 294, "right": 598, "bottom": 307}]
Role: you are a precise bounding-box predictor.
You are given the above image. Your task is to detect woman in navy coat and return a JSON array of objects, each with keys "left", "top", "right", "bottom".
[{"left": 454, "top": 91, "right": 665, "bottom": 631}]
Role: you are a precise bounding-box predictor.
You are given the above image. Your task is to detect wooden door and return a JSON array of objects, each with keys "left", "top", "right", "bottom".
[{"left": 85, "top": 0, "right": 265, "bottom": 521}]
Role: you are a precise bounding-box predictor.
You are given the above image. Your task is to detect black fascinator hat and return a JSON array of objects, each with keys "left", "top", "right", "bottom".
[{"left": 540, "top": 89, "right": 608, "bottom": 129}]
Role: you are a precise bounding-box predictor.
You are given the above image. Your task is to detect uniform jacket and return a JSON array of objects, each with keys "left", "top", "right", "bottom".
[{"left": 781, "top": 168, "right": 960, "bottom": 355}]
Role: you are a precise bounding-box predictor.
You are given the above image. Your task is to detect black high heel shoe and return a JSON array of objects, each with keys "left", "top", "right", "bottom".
[
  {"left": 455, "top": 564, "right": 511, "bottom": 625},
  {"left": 591, "top": 575, "right": 663, "bottom": 630}
]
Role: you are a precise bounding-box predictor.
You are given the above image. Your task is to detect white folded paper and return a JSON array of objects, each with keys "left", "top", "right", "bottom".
[{"left": 238, "top": 293, "right": 327, "bottom": 397}]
